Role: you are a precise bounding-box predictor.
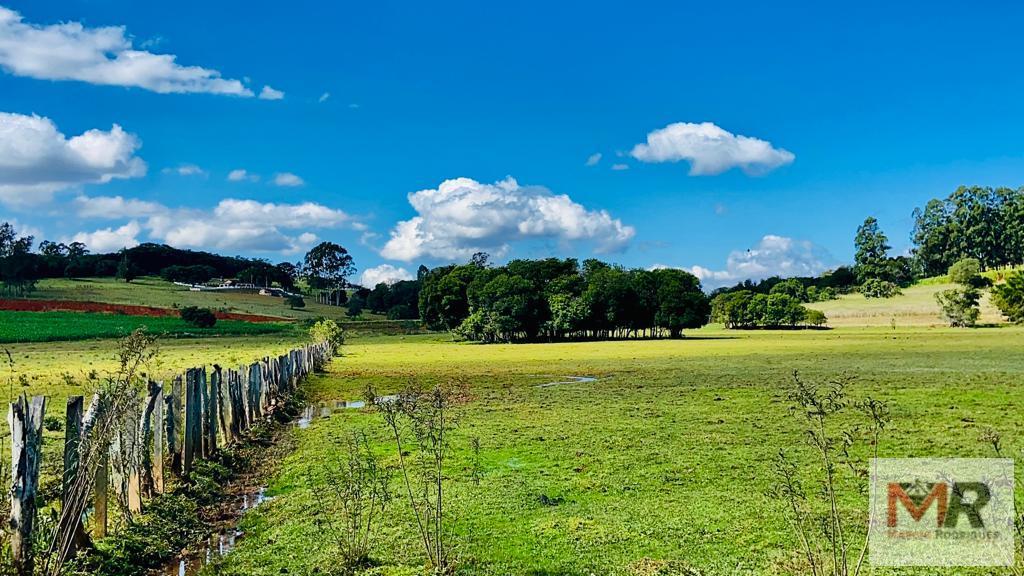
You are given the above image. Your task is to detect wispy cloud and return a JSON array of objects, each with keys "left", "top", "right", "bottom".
[
  {"left": 272, "top": 172, "right": 304, "bottom": 187},
  {"left": 318, "top": 92, "right": 330, "bottom": 103},
  {"left": 585, "top": 153, "right": 602, "bottom": 167},
  {"left": 227, "top": 169, "right": 259, "bottom": 183}
]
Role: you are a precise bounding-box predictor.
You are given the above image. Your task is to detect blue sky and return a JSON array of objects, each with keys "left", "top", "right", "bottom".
[{"left": 2, "top": 1, "right": 1024, "bottom": 287}]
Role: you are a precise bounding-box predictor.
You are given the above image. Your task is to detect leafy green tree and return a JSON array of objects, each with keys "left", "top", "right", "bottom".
[
  {"left": 992, "top": 273, "right": 1024, "bottom": 323},
  {"left": 116, "top": 251, "right": 137, "bottom": 283},
  {"left": 652, "top": 268, "right": 709, "bottom": 337},
  {"left": 303, "top": 242, "right": 356, "bottom": 306},
  {"left": 947, "top": 257, "right": 981, "bottom": 285},
  {"left": 936, "top": 288, "right": 980, "bottom": 327},
  {"left": 854, "top": 217, "right": 891, "bottom": 282},
  {"left": 769, "top": 278, "right": 807, "bottom": 302},
  {"left": 860, "top": 278, "right": 901, "bottom": 298}
]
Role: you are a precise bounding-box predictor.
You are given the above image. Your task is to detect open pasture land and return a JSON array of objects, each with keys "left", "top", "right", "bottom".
[
  {"left": 27, "top": 276, "right": 367, "bottom": 321},
  {"left": 221, "top": 326, "right": 1024, "bottom": 575},
  {"left": 0, "top": 309, "right": 291, "bottom": 343},
  {"left": 805, "top": 282, "right": 1004, "bottom": 326},
  {"left": 1, "top": 333, "right": 311, "bottom": 406}
]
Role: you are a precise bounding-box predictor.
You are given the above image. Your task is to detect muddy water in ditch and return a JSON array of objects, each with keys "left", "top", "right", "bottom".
[
  {"left": 163, "top": 397, "right": 396, "bottom": 574},
  {"left": 162, "top": 486, "right": 272, "bottom": 576}
]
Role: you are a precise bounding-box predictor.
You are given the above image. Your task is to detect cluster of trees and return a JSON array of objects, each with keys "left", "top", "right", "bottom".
[
  {"left": 710, "top": 290, "right": 827, "bottom": 328},
  {"left": 912, "top": 186, "right": 1024, "bottom": 276},
  {"left": 852, "top": 217, "right": 912, "bottom": 298},
  {"left": 347, "top": 275, "right": 423, "bottom": 319},
  {"left": 712, "top": 271, "right": 851, "bottom": 301},
  {"left": 418, "top": 255, "right": 710, "bottom": 342}
]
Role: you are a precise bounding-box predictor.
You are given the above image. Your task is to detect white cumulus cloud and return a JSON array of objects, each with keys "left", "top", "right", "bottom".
[
  {"left": 380, "top": 177, "right": 635, "bottom": 262},
  {"left": 273, "top": 172, "right": 304, "bottom": 187},
  {"left": 360, "top": 264, "right": 413, "bottom": 287},
  {"left": 680, "top": 234, "right": 833, "bottom": 289},
  {"left": 259, "top": 85, "right": 284, "bottom": 100},
  {"left": 0, "top": 6, "right": 254, "bottom": 96},
  {"left": 630, "top": 122, "right": 794, "bottom": 176},
  {"left": 0, "top": 111, "right": 145, "bottom": 207},
  {"left": 73, "top": 194, "right": 361, "bottom": 254},
  {"left": 69, "top": 220, "right": 142, "bottom": 252}
]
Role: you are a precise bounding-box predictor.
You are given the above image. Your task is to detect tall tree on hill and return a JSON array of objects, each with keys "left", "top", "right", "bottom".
[
  {"left": 854, "top": 217, "right": 891, "bottom": 282},
  {"left": 0, "top": 222, "right": 37, "bottom": 296},
  {"left": 303, "top": 242, "right": 356, "bottom": 306}
]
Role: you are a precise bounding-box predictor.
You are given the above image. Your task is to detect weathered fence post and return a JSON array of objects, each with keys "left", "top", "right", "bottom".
[
  {"left": 94, "top": 450, "right": 108, "bottom": 539},
  {"left": 183, "top": 368, "right": 200, "bottom": 475},
  {"left": 61, "top": 396, "right": 90, "bottom": 558},
  {"left": 152, "top": 383, "right": 165, "bottom": 494},
  {"left": 9, "top": 394, "right": 46, "bottom": 576},
  {"left": 204, "top": 367, "right": 217, "bottom": 454},
  {"left": 139, "top": 381, "right": 161, "bottom": 499},
  {"left": 168, "top": 375, "right": 182, "bottom": 474}
]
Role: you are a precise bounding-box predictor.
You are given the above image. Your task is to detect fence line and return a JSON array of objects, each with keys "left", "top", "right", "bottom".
[{"left": 6, "top": 340, "right": 334, "bottom": 576}]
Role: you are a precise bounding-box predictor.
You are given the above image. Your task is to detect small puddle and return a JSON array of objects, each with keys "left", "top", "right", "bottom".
[
  {"left": 295, "top": 395, "right": 397, "bottom": 428},
  {"left": 162, "top": 485, "right": 273, "bottom": 576},
  {"left": 537, "top": 376, "right": 598, "bottom": 388}
]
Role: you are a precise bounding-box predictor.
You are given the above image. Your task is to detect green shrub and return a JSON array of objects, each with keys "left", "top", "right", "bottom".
[
  {"left": 310, "top": 318, "right": 345, "bottom": 348},
  {"left": 860, "top": 278, "right": 901, "bottom": 299},
  {"left": 179, "top": 306, "right": 217, "bottom": 328},
  {"left": 287, "top": 295, "right": 306, "bottom": 310},
  {"left": 936, "top": 288, "right": 981, "bottom": 327}
]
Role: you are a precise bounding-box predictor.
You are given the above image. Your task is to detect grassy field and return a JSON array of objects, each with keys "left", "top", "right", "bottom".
[
  {"left": 214, "top": 326, "right": 1024, "bottom": 575},
  {"left": 1, "top": 333, "right": 315, "bottom": 406},
  {"left": 805, "top": 282, "right": 1004, "bottom": 326},
  {"left": 24, "top": 276, "right": 374, "bottom": 321},
  {"left": 0, "top": 310, "right": 291, "bottom": 343}
]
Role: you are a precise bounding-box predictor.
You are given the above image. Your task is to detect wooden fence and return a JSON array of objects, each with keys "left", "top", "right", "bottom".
[{"left": 6, "top": 340, "right": 334, "bottom": 575}]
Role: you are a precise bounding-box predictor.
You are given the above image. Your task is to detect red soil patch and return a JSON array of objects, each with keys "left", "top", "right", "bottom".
[{"left": 0, "top": 299, "right": 287, "bottom": 323}]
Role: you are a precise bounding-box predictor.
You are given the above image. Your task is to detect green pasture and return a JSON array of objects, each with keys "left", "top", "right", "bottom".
[
  {"left": 1, "top": 333, "right": 313, "bottom": 406},
  {"left": 805, "top": 281, "right": 1004, "bottom": 326},
  {"left": 215, "top": 326, "right": 1024, "bottom": 575},
  {"left": 0, "top": 310, "right": 291, "bottom": 344}
]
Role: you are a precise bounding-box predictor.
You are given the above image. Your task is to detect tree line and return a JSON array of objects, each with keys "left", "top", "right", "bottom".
[{"left": 416, "top": 254, "right": 711, "bottom": 342}]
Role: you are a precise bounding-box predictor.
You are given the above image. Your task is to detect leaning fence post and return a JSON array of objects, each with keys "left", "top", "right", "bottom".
[{"left": 9, "top": 394, "right": 46, "bottom": 576}]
